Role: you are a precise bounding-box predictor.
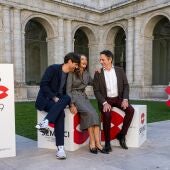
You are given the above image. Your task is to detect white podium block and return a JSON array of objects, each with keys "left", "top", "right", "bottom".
[
  {"left": 37, "top": 109, "right": 89, "bottom": 151},
  {"left": 0, "top": 64, "right": 16, "bottom": 158},
  {"left": 101, "top": 105, "right": 147, "bottom": 147}
]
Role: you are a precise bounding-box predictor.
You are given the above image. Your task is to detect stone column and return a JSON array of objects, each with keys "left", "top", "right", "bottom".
[
  {"left": 66, "top": 20, "right": 72, "bottom": 53},
  {"left": 58, "top": 18, "right": 64, "bottom": 63},
  {"left": 126, "top": 18, "right": 134, "bottom": 84},
  {"left": 13, "top": 8, "right": 23, "bottom": 82},
  {"left": 134, "top": 16, "right": 144, "bottom": 86},
  {"left": 96, "top": 28, "right": 104, "bottom": 70},
  {"left": 89, "top": 42, "right": 98, "bottom": 77},
  {"left": 21, "top": 30, "right": 25, "bottom": 82},
  {"left": 144, "top": 36, "right": 153, "bottom": 85},
  {"left": 46, "top": 36, "right": 58, "bottom": 65},
  {"left": 2, "top": 6, "right": 12, "bottom": 63}
]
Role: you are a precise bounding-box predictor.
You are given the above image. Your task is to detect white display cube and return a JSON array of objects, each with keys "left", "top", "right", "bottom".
[
  {"left": 101, "top": 105, "right": 147, "bottom": 147},
  {"left": 37, "top": 109, "right": 89, "bottom": 151}
]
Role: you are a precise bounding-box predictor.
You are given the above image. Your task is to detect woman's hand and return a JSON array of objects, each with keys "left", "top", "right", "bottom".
[{"left": 70, "top": 104, "right": 78, "bottom": 114}]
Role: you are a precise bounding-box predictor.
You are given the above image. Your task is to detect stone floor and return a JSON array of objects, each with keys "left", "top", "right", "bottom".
[{"left": 0, "top": 120, "right": 170, "bottom": 170}]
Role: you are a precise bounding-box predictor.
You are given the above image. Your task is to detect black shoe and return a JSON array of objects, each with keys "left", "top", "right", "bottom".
[
  {"left": 97, "top": 147, "right": 109, "bottom": 154},
  {"left": 117, "top": 135, "right": 128, "bottom": 149},
  {"left": 89, "top": 147, "right": 98, "bottom": 154},
  {"left": 104, "top": 145, "right": 112, "bottom": 152}
]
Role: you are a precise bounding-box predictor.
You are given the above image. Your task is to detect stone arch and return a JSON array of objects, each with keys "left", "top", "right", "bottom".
[
  {"left": 22, "top": 14, "right": 56, "bottom": 38},
  {"left": 73, "top": 25, "right": 97, "bottom": 75},
  {"left": 143, "top": 14, "right": 170, "bottom": 85},
  {"left": 105, "top": 25, "right": 127, "bottom": 70},
  {"left": 104, "top": 23, "right": 127, "bottom": 47},
  {"left": 141, "top": 12, "right": 170, "bottom": 35},
  {"left": 72, "top": 25, "right": 97, "bottom": 43},
  {"left": 22, "top": 15, "right": 55, "bottom": 85}
]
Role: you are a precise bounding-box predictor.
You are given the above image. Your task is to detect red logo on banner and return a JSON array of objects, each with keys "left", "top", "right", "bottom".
[
  {"left": 141, "top": 113, "right": 145, "bottom": 124},
  {"left": 101, "top": 110, "right": 124, "bottom": 141},
  {"left": 74, "top": 113, "right": 89, "bottom": 144},
  {"left": 0, "top": 85, "right": 9, "bottom": 99}
]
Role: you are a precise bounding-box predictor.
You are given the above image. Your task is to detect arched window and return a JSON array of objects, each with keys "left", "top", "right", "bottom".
[
  {"left": 74, "top": 29, "right": 89, "bottom": 60},
  {"left": 152, "top": 18, "right": 170, "bottom": 85},
  {"left": 25, "top": 19, "right": 47, "bottom": 85},
  {"left": 114, "top": 28, "right": 126, "bottom": 71}
]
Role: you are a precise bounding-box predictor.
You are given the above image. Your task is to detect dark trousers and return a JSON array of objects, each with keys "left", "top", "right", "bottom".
[
  {"left": 102, "top": 97, "right": 134, "bottom": 143},
  {"left": 44, "top": 95, "right": 70, "bottom": 146}
]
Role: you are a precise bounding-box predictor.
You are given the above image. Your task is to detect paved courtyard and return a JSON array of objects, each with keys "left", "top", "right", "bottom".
[{"left": 0, "top": 120, "right": 170, "bottom": 170}]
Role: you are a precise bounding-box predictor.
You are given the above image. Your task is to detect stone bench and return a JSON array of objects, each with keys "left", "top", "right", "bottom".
[{"left": 37, "top": 105, "right": 147, "bottom": 151}]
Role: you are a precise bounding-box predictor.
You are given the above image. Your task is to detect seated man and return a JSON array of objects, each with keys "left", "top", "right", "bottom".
[
  {"left": 93, "top": 50, "right": 134, "bottom": 152},
  {"left": 35, "top": 52, "right": 80, "bottom": 159}
]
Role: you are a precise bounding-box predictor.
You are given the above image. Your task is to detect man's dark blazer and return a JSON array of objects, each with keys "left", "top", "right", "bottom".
[
  {"left": 35, "top": 64, "right": 68, "bottom": 111},
  {"left": 93, "top": 66, "right": 129, "bottom": 111}
]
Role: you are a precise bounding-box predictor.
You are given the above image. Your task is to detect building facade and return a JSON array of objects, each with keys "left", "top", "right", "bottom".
[{"left": 0, "top": 0, "right": 170, "bottom": 100}]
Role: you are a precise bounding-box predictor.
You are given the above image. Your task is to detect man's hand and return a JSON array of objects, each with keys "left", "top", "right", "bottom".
[
  {"left": 95, "top": 68, "right": 101, "bottom": 73},
  {"left": 53, "top": 96, "right": 59, "bottom": 103},
  {"left": 121, "top": 99, "right": 129, "bottom": 110},
  {"left": 103, "top": 102, "right": 112, "bottom": 112},
  {"left": 70, "top": 104, "right": 77, "bottom": 114}
]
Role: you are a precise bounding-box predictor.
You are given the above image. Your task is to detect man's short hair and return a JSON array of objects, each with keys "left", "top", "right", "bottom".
[
  {"left": 64, "top": 52, "right": 80, "bottom": 64},
  {"left": 100, "top": 50, "right": 114, "bottom": 60}
]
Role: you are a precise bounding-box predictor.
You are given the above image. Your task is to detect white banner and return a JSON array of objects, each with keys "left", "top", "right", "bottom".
[{"left": 0, "top": 64, "right": 16, "bottom": 158}]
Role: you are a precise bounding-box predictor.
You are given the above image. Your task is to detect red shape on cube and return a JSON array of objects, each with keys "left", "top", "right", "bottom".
[
  {"left": 165, "top": 86, "right": 170, "bottom": 95},
  {"left": 0, "top": 85, "right": 8, "bottom": 99},
  {"left": 74, "top": 113, "right": 89, "bottom": 144},
  {"left": 101, "top": 110, "right": 124, "bottom": 141},
  {"left": 141, "top": 113, "right": 145, "bottom": 124},
  {"left": 49, "top": 123, "right": 54, "bottom": 128}
]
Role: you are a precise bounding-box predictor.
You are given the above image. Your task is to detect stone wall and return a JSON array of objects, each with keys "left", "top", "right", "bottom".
[{"left": 0, "top": 0, "right": 169, "bottom": 100}]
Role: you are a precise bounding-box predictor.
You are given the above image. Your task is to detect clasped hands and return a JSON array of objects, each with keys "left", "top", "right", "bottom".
[
  {"left": 103, "top": 99, "right": 129, "bottom": 112},
  {"left": 53, "top": 97, "right": 77, "bottom": 114}
]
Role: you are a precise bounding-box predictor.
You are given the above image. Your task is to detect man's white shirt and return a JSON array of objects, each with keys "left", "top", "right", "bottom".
[{"left": 103, "top": 66, "right": 118, "bottom": 98}]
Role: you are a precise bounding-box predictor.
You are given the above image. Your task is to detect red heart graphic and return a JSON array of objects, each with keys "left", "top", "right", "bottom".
[
  {"left": 74, "top": 113, "right": 89, "bottom": 144},
  {"left": 101, "top": 110, "right": 124, "bottom": 141},
  {"left": 0, "top": 85, "right": 9, "bottom": 99}
]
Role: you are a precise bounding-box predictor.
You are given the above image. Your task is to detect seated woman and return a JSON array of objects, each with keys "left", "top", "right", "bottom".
[{"left": 66, "top": 54, "right": 108, "bottom": 154}]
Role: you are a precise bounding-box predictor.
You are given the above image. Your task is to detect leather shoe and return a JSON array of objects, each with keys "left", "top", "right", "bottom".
[
  {"left": 104, "top": 144, "right": 112, "bottom": 152},
  {"left": 117, "top": 135, "right": 128, "bottom": 149},
  {"left": 89, "top": 147, "right": 98, "bottom": 154},
  {"left": 97, "top": 147, "right": 109, "bottom": 154}
]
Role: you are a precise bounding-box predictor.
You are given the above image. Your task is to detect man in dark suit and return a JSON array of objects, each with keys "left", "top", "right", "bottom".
[
  {"left": 93, "top": 50, "right": 134, "bottom": 152},
  {"left": 35, "top": 52, "right": 80, "bottom": 159}
]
